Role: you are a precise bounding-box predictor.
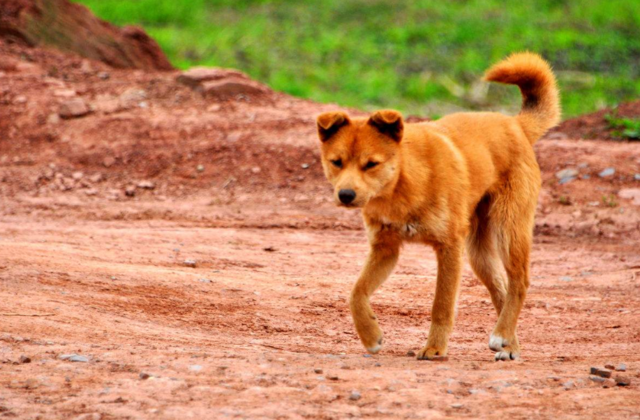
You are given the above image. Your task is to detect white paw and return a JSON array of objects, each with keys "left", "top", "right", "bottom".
[
  {"left": 366, "top": 344, "right": 381, "bottom": 354},
  {"left": 489, "top": 334, "right": 508, "bottom": 351},
  {"left": 494, "top": 350, "right": 519, "bottom": 361}
]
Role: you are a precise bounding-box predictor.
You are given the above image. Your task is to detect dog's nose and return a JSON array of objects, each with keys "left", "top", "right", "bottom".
[{"left": 338, "top": 189, "right": 356, "bottom": 204}]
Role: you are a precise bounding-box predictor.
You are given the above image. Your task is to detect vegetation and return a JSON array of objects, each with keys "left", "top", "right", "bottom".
[
  {"left": 74, "top": 0, "right": 640, "bottom": 118},
  {"left": 605, "top": 112, "right": 640, "bottom": 140}
]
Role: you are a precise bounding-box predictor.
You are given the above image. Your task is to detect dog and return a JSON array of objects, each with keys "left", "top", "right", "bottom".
[{"left": 316, "top": 52, "right": 560, "bottom": 361}]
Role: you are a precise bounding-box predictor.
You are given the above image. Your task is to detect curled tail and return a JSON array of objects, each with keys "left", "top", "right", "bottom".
[{"left": 485, "top": 52, "right": 561, "bottom": 144}]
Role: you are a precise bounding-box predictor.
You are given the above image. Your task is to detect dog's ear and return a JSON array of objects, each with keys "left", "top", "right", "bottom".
[
  {"left": 317, "top": 112, "right": 350, "bottom": 142},
  {"left": 368, "top": 110, "right": 404, "bottom": 142}
]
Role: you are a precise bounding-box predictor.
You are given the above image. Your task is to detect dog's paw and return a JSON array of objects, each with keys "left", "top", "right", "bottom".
[
  {"left": 489, "top": 334, "right": 520, "bottom": 361},
  {"left": 366, "top": 336, "right": 383, "bottom": 354},
  {"left": 416, "top": 346, "right": 447, "bottom": 361}
]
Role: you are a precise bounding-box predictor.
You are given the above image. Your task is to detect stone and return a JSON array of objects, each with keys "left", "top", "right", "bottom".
[
  {"left": 618, "top": 189, "right": 640, "bottom": 206},
  {"left": 72, "top": 171, "right": 84, "bottom": 180},
  {"left": 301, "top": 163, "right": 310, "bottom": 169},
  {"left": 184, "top": 259, "right": 197, "bottom": 268},
  {"left": 590, "top": 367, "right": 612, "bottom": 378},
  {"left": 556, "top": 168, "right": 579, "bottom": 180},
  {"left": 589, "top": 375, "right": 605, "bottom": 383},
  {"left": 616, "top": 363, "right": 627, "bottom": 372},
  {"left": 451, "top": 403, "right": 464, "bottom": 409},
  {"left": 349, "top": 390, "right": 361, "bottom": 401},
  {"left": 137, "top": 180, "right": 155, "bottom": 190},
  {"left": 604, "top": 363, "right": 615, "bottom": 370},
  {"left": 615, "top": 376, "right": 631, "bottom": 386},
  {"left": 19, "top": 355, "right": 31, "bottom": 364},
  {"left": 189, "top": 365, "right": 202, "bottom": 372},
  {"left": 327, "top": 374, "right": 339, "bottom": 381},
  {"left": 406, "top": 350, "right": 416, "bottom": 357},
  {"left": 314, "top": 368, "right": 323, "bottom": 374},
  {"left": 125, "top": 186, "right": 136, "bottom": 197},
  {"left": 59, "top": 98, "right": 90, "bottom": 119},
  {"left": 199, "top": 78, "right": 270, "bottom": 99},
  {"left": 103, "top": 157, "right": 116, "bottom": 167},
  {"left": 598, "top": 168, "right": 615, "bottom": 178},
  {"left": 139, "top": 372, "right": 150, "bottom": 380},
  {"left": 177, "top": 67, "right": 248, "bottom": 88},
  {"left": 635, "top": 174, "right": 640, "bottom": 181},
  {"left": 559, "top": 276, "right": 573, "bottom": 282},
  {"left": 59, "top": 354, "right": 89, "bottom": 363}
]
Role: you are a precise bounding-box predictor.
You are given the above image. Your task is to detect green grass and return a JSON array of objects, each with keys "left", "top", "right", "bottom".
[
  {"left": 605, "top": 112, "right": 640, "bottom": 140},
  {"left": 74, "top": 0, "right": 640, "bottom": 119}
]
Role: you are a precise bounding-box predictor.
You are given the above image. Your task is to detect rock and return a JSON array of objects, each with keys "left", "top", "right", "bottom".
[
  {"left": 137, "top": 180, "right": 155, "bottom": 190},
  {"left": 251, "top": 167, "right": 261, "bottom": 174},
  {"left": 184, "top": 259, "right": 197, "bottom": 268},
  {"left": 139, "top": 372, "right": 150, "bottom": 380},
  {"left": 406, "top": 350, "right": 416, "bottom": 357},
  {"left": 590, "top": 367, "right": 612, "bottom": 378},
  {"left": 301, "top": 163, "right": 310, "bottom": 169},
  {"left": 327, "top": 374, "right": 339, "bottom": 381},
  {"left": 59, "top": 354, "right": 89, "bottom": 363},
  {"left": 349, "top": 390, "right": 362, "bottom": 401},
  {"left": 556, "top": 168, "right": 579, "bottom": 180},
  {"left": 47, "top": 113, "right": 61, "bottom": 125},
  {"left": 89, "top": 173, "right": 103, "bottom": 183},
  {"left": 451, "top": 403, "right": 464, "bottom": 409},
  {"left": 314, "top": 368, "right": 323, "bottom": 374},
  {"left": 598, "top": 168, "right": 615, "bottom": 178},
  {"left": 197, "top": 164, "right": 205, "bottom": 172},
  {"left": 198, "top": 278, "right": 211, "bottom": 283},
  {"left": 119, "top": 89, "right": 147, "bottom": 106},
  {"left": 562, "top": 380, "right": 574, "bottom": 390},
  {"left": 98, "top": 72, "right": 110, "bottom": 80},
  {"left": 618, "top": 188, "right": 640, "bottom": 206},
  {"left": 59, "top": 98, "right": 90, "bottom": 119},
  {"left": 615, "top": 376, "right": 631, "bottom": 386},
  {"left": 103, "top": 157, "right": 116, "bottom": 167},
  {"left": 14, "top": 95, "right": 27, "bottom": 104},
  {"left": 559, "top": 276, "right": 573, "bottom": 282},
  {"left": 635, "top": 174, "right": 640, "bottom": 181},
  {"left": 604, "top": 363, "right": 615, "bottom": 370},
  {"left": 589, "top": 375, "right": 605, "bottom": 383},
  {"left": 616, "top": 363, "right": 627, "bottom": 372},
  {"left": 189, "top": 365, "right": 202, "bottom": 372},
  {"left": 19, "top": 355, "right": 31, "bottom": 364},
  {"left": 177, "top": 67, "right": 248, "bottom": 88},
  {"left": 263, "top": 246, "right": 276, "bottom": 252},
  {"left": 53, "top": 89, "right": 76, "bottom": 98},
  {"left": 199, "top": 78, "right": 270, "bottom": 99},
  {"left": 72, "top": 171, "right": 84, "bottom": 180},
  {"left": 124, "top": 185, "right": 136, "bottom": 197}
]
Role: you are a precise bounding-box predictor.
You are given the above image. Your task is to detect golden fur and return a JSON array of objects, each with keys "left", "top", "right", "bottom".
[{"left": 316, "top": 52, "right": 560, "bottom": 361}]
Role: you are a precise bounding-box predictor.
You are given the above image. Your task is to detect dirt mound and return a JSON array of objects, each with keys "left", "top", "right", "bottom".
[
  {"left": 549, "top": 100, "right": 640, "bottom": 141},
  {"left": 0, "top": 0, "right": 172, "bottom": 70}
]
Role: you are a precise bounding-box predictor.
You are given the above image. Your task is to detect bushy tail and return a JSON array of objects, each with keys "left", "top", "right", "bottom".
[{"left": 485, "top": 52, "right": 561, "bottom": 144}]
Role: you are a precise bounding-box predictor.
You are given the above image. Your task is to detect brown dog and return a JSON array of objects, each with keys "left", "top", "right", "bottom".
[{"left": 316, "top": 53, "right": 560, "bottom": 361}]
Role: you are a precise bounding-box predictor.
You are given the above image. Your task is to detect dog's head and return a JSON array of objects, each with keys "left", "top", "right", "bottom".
[{"left": 316, "top": 110, "right": 403, "bottom": 208}]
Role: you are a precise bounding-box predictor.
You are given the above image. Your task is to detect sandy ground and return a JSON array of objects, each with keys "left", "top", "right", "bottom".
[{"left": 2, "top": 37, "right": 640, "bottom": 419}]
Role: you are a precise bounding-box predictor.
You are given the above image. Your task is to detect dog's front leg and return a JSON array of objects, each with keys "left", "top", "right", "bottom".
[
  {"left": 417, "top": 240, "right": 464, "bottom": 360},
  {"left": 350, "top": 227, "right": 401, "bottom": 354}
]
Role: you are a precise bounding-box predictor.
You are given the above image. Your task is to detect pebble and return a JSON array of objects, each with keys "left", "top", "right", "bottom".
[
  {"left": 562, "top": 380, "right": 574, "bottom": 390},
  {"left": 555, "top": 168, "right": 578, "bottom": 184},
  {"left": 189, "top": 365, "right": 202, "bottom": 372},
  {"left": 139, "top": 372, "right": 150, "bottom": 380},
  {"left": 635, "top": 174, "right": 640, "bottom": 181},
  {"left": 59, "top": 354, "right": 89, "bottom": 363},
  {"left": 615, "top": 376, "right": 631, "bottom": 386},
  {"left": 618, "top": 188, "right": 640, "bottom": 206},
  {"left": 589, "top": 375, "right": 605, "bottom": 383},
  {"left": 125, "top": 185, "right": 136, "bottom": 197},
  {"left": 406, "top": 350, "right": 416, "bottom": 357},
  {"left": 598, "top": 168, "right": 615, "bottom": 178},
  {"left": 184, "top": 259, "right": 197, "bottom": 268},
  {"left": 197, "top": 164, "right": 205, "bottom": 172},
  {"left": 349, "top": 390, "right": 361, "bottom": 401},
  {"left": 559, "top": 276, "right": 573, "bottom": 282},
  {"left": 313, "top": 368, "right": 323, "bottom": 374},
  {"left": 616, "top": 363, "right": 627, "bottom": 372},
  {"left": 363, "top": 354, "right": 372, "bottom": 358},
  {"left": 604, "top": 363, "right": 615, "bottom": 370},
  {"left": 59, "top": 98, "right": 90, "bottom": 119},
  {"left": 590, "top": 367, "right": 612, "bottom": 378},
  {"left": 19, "top": 355, "right": 31, "bottom": 364},
  {"left": 301, "top": 163, "right": 310, "bottom": 169},
  {"left": 198, "top": 278, "right": 211, "bottom": 283},
  {"left": 327, "top": 374, "right": 339, "bottom": 381},
  {"left": 137, "top": 180, "right": 155, "bottom": 190}
]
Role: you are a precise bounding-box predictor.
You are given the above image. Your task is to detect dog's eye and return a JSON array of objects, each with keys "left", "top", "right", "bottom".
[
  {"left": 331, "top": 159, "right": 343, "bottom": 168},
  {"left": 364, "top": 161, "right": 379, "bottom": 170}
]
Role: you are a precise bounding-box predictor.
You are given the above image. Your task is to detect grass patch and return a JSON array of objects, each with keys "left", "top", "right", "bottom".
[
  {"left": 74, "top": 0, "right": 640, "bottom": 118},
  {"left": 605, "top": 112, "right": 640, "bottom": 140}
]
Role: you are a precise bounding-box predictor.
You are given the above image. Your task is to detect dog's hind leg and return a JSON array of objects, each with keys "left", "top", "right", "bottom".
[
  {"left": 467, "top": 196, "right": 507, "bottom": 316},
  {"left": 350, "top": 226, "right": 401, "bottom": 354},
  {"left": 488, "top": 169, "right": 539, "bottom": 361}
]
